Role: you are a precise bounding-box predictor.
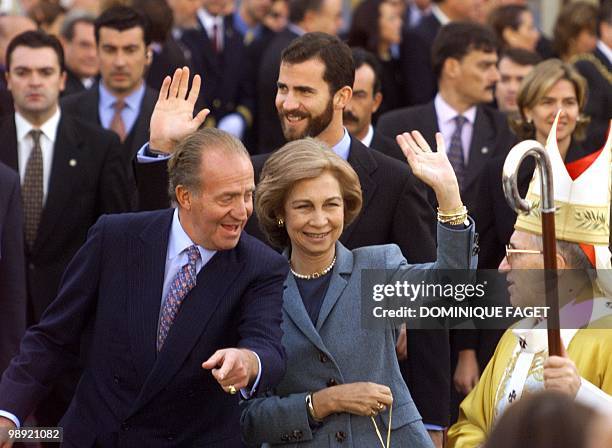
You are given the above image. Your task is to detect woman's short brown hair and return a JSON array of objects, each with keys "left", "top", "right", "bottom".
[
  {"left": 510, "top": 59, "right": 589, "bottom": 140},
  {"left": 256, "top": 138, "right": 363, "bottom": 248}
]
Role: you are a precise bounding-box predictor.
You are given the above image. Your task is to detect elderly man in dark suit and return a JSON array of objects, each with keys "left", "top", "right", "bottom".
[
  {"left": 61, "top": 6, "right": 158, "bottom": 210},
  {"left": 0, "top": 162, "right": 26, "bottom": 377},
  {"left": 0, "top": 112, "right": 288, "bottom": 445},
  {"left": 0, "top": 30, "right": 130, "bottom": 433}
]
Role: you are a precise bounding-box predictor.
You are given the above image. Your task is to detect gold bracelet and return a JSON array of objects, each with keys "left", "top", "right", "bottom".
[
  {"left": 437, "top": 205, "right": 467, "bottom": 217},
  {"left": 306, "top": 393, "right": 323, "bottom": 422},
  {"left": 438, "top": 213, "right": 468, "bottom": 225}
]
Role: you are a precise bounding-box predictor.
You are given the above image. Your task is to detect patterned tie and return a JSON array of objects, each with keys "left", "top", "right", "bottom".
[
  {"left": 110, "top": 100, "right": 126, "bottom": 142},
  {"left": 22, "top": 129, "right": 43, "bottom": 249},
  {"left": 157, "top": 245, "right": 201, "bottom": 351},
  {"left": 448, "top": 115, "right": 467, "bottom": 191}
]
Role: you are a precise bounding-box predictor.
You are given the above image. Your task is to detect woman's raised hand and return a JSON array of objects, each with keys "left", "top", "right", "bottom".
[{"left": 397, "top": 131, "right": 463, "bottom": 212}]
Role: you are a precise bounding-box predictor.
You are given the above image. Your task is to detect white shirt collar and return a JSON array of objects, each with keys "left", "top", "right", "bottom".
[
  {"left": 197, "top": 7, "right": 223, "bottom": 31},
  {"left": 14, "top": 107, "right": 61, "bottom": 143},
  {"left": 431, "top": 4, "right": 450, "bottom": 26},
  {"left": 596, "top": 40, "right": 612, "bottom": 65},
  {"left": 361, "top": 124, "right": 374, "bottom": 148},
  {"left": 168, "top": 208, "right": 216, "bottom": 264},
  {"left": 434, "top": 93, "right": 477, "bottom": 127}
]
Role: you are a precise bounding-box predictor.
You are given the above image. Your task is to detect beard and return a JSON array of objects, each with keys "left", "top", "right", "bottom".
[{"left": 278, "top": 98, "right": 334, "bottom": 141}]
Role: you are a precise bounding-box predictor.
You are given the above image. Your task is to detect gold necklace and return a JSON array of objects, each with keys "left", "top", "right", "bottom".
[{"left": 290, "top": 256, "right": 336, "bottom": 280}]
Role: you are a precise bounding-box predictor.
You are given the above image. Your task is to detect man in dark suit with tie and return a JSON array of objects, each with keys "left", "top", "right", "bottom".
[
  {"left": 0, "top": 162, "right": 26, "bottom": 377},
  {"left": 0, "top": 119, "right": 288, "bottom": 446},
  {"left": 176, "top": 0, "right": 255, "bottom": 139},
  {"left": 61, "top": 6, "right": 158, "bottom": 210},
  {"left": 400, "top": 0, "right": 483, "bottom": 105},
  {"left": 0, "top": 30, "right": 130, "bottom": 431},
  {"left": 378, "top": 22, "right": 515, "bottom": 214}
]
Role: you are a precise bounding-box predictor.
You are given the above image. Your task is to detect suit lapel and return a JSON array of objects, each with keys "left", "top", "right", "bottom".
[
  {"left": 315, "top": 244, "right": 352, "bottom": 331},
  {"left": 464, "top": 106, "right": 494, "bottom": 191},
  {"left": 127, "top": 87, "right": 156, "bottom": 157},
  {"left": 33, "top": 116, "right": 80, "bottom": 251},
  {"left": 0, "top": 117, "right": 18, "bottom": 170},
  {"left": 282, "top": 274, "right": 329, "bottom": 354},
  {"left": 126, "top": 210, "right": 172, "bottom": 385},
  {"left": 342, "top": 138, "right": 377, "bottom": 243},
  {"left": 131, "top": 245, "right": 245, "bottom": 414}
]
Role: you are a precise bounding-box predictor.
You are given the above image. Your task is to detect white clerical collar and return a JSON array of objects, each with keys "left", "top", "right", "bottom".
[{"left": 360, "top": 124, "right": 374, "bottom": 148}]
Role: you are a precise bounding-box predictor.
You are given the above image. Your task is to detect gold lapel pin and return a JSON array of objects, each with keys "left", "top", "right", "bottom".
[{"left": 69, "top": 159, "right": 77, "bottom": 167}]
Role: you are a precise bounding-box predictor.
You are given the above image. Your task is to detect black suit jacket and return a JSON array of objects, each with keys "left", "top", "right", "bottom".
[
  {"left": 60, "top": 82, "right": 157, "bottom": 209},
  {"left": 399, "top": 14, "right": 441, "bottom": 106},
  {"left": 574, "top": 47, "right": 611, "bottom": 152},
  {"left": 61, "top": 69, "right": 87, "bottom": 98},
  {"left": 0, "top": 162, "right": 26, "bottom": 374},
  {"left": 178, "top": 15, "right": 254, "bottom": 129},
  {"left": 255, "top": 27, "right": 299, "bottom": 154},
  {"left": 376, "top": 100, "right": 516, "bottom": 214},
  {"left": 146, "top": 37, "right": 188, "bottom": 92},
  {"left": 0, "top": 114, "right": 131, "bottom": 322},
  {"left": 0, "top": 210, "right": 287, "bottom": 447}
]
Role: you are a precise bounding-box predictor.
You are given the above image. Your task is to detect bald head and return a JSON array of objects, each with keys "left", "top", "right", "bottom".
[{"left": 0, "top": 15, "right": 36, "bottom": 66}]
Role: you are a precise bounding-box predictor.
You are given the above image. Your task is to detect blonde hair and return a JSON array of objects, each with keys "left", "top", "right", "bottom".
[
  {"left": 256, "top": 138, "right": 363, "bottom": 248},
  {"left": 511, "top": 59, "right": 590, "bottom": 140}
]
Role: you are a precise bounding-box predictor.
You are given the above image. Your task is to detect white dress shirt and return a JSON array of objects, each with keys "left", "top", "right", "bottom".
[
  {"left": 596, "top": 40, "right": 612, "bottom": 65},
  {"left": 434, "top": 93, "right": 477, "bottom": 165},
  {"left": 197, "top": 7, "right": 224, "bottom": 51},
  {"left": 15, "top": 108, "right": 61, "bottom": 204},
  {"left": 360, "top": 125, "right": 375, "bottom": 148}
]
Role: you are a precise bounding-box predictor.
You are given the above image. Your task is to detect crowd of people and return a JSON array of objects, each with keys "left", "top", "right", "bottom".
[{"left": 0, "top": 0, "right": 610, "bottom": 447}]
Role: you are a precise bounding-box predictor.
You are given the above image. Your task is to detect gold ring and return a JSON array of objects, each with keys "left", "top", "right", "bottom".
[
  {"left": 228, "top": 385, "right": 237, "bottom": 395},
  {"left": 371, "top": 409, "right": 378, "bottom": 417},
  {"left": 377, "top": 402, "right": 384, "bottom": 410}
]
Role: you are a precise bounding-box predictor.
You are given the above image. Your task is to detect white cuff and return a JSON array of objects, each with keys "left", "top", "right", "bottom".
[
  {"left": 217, "top": 113, "right": 245, "bottom": 139},
  {"left": 240, "top": 351, "right": 262, "bottom": 399},
  {"left": 0, "top": 410, "right": 20, "bottom": 428},
  {"left": 136, "top": 143, "right": 171, "bottom": 163}
]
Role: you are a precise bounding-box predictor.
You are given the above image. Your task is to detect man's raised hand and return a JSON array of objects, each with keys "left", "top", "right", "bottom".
[{"left": 149, "top": 66, "right": 210, "bottom": 153}]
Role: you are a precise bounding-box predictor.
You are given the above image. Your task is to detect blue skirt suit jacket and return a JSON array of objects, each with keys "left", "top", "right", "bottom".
[{"left": 241, "top": 221, "right": 477, "bottom": 446}]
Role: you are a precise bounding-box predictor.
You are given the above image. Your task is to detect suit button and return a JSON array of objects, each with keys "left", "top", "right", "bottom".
[
  {"left": 292, "top": 429, "right": 303, "bottom": 439},
  {"left": 280, "top": 434, "right": 289, "bottom": 442},
  {"left": 327, "top": 378, "right": 337, "bottom": 387},
  {"left": 335, "top": 431, "right": 346, "bottom": 442},
  {"left": 472, "top": 245, "right": 480, "bottom": 255},
  {"left": 319, "top": 353, "right": 328, "bottom": 363},
  {"left": 213, "top": 99, "right": 221, "bottom": 108},
  {"left": 121, "top": 422, "right": 130, "bottom": 431}
]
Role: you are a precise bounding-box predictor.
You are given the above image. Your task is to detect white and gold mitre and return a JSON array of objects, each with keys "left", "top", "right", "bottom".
[{"left": 514, "top": 113, "right": 611, "bottom": 259}]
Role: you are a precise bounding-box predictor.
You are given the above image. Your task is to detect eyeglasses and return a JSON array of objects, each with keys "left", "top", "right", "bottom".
[{"left": 505, "top": 244, "right": 543, "bottom": 259}]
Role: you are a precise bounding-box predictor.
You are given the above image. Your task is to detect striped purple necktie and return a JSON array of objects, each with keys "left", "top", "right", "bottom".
[{"left": 157, "top": 245, "right": 201, "bottom": 351}]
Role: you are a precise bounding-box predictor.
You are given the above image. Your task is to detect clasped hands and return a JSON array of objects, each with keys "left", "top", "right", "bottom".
[
  {"left": 311, "top": 382, "right": 393, "bottom": 419},
  {"left": 202, "top": 348, "right": 259, "bottom": 395}
]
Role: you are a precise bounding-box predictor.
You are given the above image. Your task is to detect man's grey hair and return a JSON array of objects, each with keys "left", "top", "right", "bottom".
[
  {"left": 60, "top": 10, "right": 96, "bottom": 41},
  {"left": 167, "top": 128, "right": 250, "bottom": 203}
]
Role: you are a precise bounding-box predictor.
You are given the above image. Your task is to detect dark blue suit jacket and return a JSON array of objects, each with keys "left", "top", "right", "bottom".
[
  {"left": 0, "top": 209, "right": 287, "bottom": 447},
  {"left": 0, "top": 162, "right": 26, "bottom": 375}
]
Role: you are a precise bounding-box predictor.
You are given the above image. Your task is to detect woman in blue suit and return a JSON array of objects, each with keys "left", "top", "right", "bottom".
[{"left": 241, "top": 131, "right": 477, "bottom": 446}]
